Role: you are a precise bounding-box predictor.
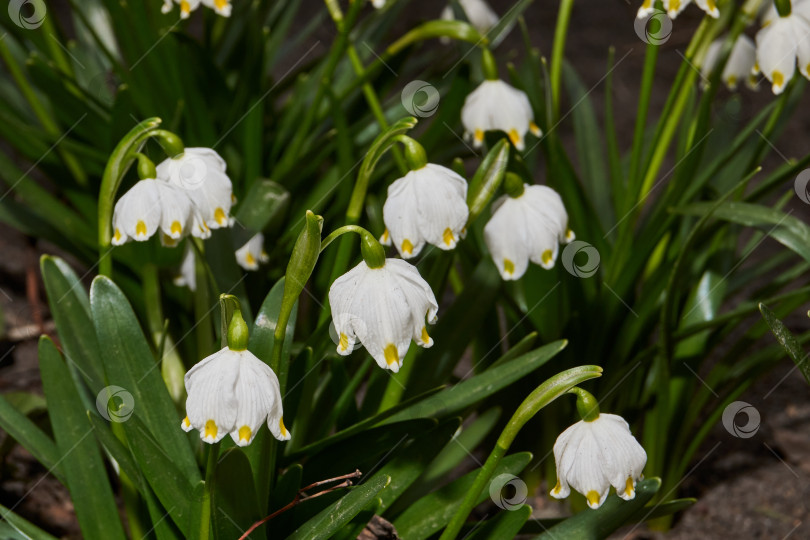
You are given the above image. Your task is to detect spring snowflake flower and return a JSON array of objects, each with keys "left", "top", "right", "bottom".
[
  {"left": 440, "top": 0, "right": 499, "bottom": 35},
  {"left": 174, "top": 245, "right": 197, "bottom": 291},
  {"left": 550, "top": 413, "right": 647, "bottom": 509},
  {"left": 235, "top": 233, "right": 269, "bottom": 271},
  {"left": 328, "top": 258, "right": 438, "bottom": 373},
  {"left": 484, "top": 184, "right": 574, "bottom": 280},
  {"left": 112, "top": 179, "right": 209, "bottom": 247},
  {"left": 156, "top": 148, "right": 234, "bottom": 230},
  {"left": 701, "top": 35, "right": 758, "bottom": 90},
  {"left": 181, "top": 347, "right": 289, "bottom": 446},
  {"left": 380, "top": 164, "right": 469, "bottom": 259},
  {"left": 461, "top": 79, "right": 541, "bottom": 151},
  {"left": 637, "top": 0, "right": 719, "bottom": 19},
  {"left": 162, "top": 0, "right": 231, "bottom": 18},
  {"left": 755, "top": 1, "right": 810, "bottom": 94}
]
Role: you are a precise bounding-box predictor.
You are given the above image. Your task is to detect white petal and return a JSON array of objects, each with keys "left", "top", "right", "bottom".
[
  {"left": 184, "top": 348, "right": 239, "bottom": 443},
  {"left": 384, "top": 176, "right": 426, "bottom": 259},
  {"left": 695, "top": 0, "right": 719, "bottom": 18},
  {"left": 484, "top": 198, "right": 531, "bottom": 280},
  {"left": 235, "top": 234, "right": 265, "bottom": 271},
  {"left": 756, "top": 19, "right": 798, "bottom": 94}
]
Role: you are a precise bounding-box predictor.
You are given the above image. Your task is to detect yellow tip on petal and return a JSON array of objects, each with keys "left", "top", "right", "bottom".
[
  {"left": 474, "top": 129, "right": 484, "bottom": 143},
  {"left": 586, "top": 490, "right": 601, "bottom": 508},
  {"left": 542, "top": 249, "right": 553, "bottom": 265},
  {"left": 180, "top": 0, "right": 191, "bottom": 14},
  {"left": 238, "top": 425, "right": 252, "bottom": 442},
  {"left": 508, "top": 129, "right": 521, "bottom": 146},
  {"left": 642, "top": 0, "right": 651, "bottom": 7},
  {"left": 421, "top": 326, "right": 430, "bottom": 343},
  {"left": 384, "top": 343, "right": 399, "bottom": 366},
  {"left": 402, "top": 239, "right": 413, "bottom": 255},
  {"left": 246, "top": 252, "right": 256, "bottom": 266},
  {"left": 503, "top": 258, "right": 514, "bottom": 276},
  {"left": 136, "top": 220, "right": 147, "bottom": 238},
  {"left": 443, "top": 228, "right": 454, "bottom": 247},
  {"left": 182, "top": 416, "right": 190, "bottom": 428},
  {"left": 624, "top": 477, "right": 635, "bottom": 498},
  {"left": 171, "top": 220, "right": 182, "bottom": 236},
  {"left": 339, "top": 332, "right": 349, "bottom": 351},
  {"left": 215, "top": 0, "right": 229, "bottom": 9},
  {"left": 552, "top": 480, "right": 562, "bottom": 495},
  {"left": 215, "top": 207, "right": 227, "bottom": 225},
  {"left": 279, "top": 418, "right": 288, "bottom": 437},
  {"left": 114, "top": 228, "right": 122, "bottom": 243},
  {"left": 669, "top": 0, "right": 681, "bottom": 12},
  {"left": 706, "top": 0, "right": 716, "bottom": 12},
  {"left": 529, "top": 121, "right": 541, "bottom": 136},
  {"left": 382, "top": 229, "right": 390, "bottom": 242},
  {"left": 772, "top": 70, "right": 784, "bottom": 89},
  {"left": 204, "top": 419, "right": 218, "bottom": 440}
]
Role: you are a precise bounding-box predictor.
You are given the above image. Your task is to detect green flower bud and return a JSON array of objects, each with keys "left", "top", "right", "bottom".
[
  {"left": 504, "top": 172, "right": 525, "bottom": 198},
  {"left": 134, "top": 152, "right": 157, "bottom": 180},
  {"left": 284, "top": 210, "right": 324, "bottom": 301},
  {"left": 395, "top": 135, "right": 428, "bottom": 170},
  {"left": 360, "top": 230, "right": 386, "bottom": 269},
  {"left": 775, "top": 0, "right": 792, "bottom": 16},
  {"left": 481, "top": 47, "right": 499, "bottom": 81},
  {"left": 568, "top": 387, "right": 600, "bottom": 422},
  {"left": 227, "top": 308, "right": 249, "bottom": 351}
]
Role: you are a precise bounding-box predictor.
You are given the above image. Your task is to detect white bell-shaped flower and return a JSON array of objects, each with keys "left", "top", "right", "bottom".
[
  {"left": 161, "top": 0, "right": 201, "bottom": 18},
  {"left": 235, "top": 233, "right": 269, "bottom": 271},
  {"left": 755, "top": 2, "right": 810, "bottom": 94},
  {"left": 380, "top": 164, "right": 469, "bottom": 259},
  {"left": 181, "top": 347, "right": 290, "bottom": 446},
  {"left": 156, "top": 148, "right": 234, "bottom": 230},
  {"left": 550, "top": 413, "right": 647, "bottom": 509},
  {"left": 484, "top": 184, "right": 574, "bottom": 280},
  {"left": 701, "top": 35, "right": 758, "bottom": 90},
  {"left": 440, "top": 0, "right": 499, "bottom": 35},
  {"left": 461, "top": 79, "right": 541, "bottom": 151},
  {"left": 112, "top": 179, "right": 209, "bottom": 247},
  {"left": 201, "top": 0, "right": 232, "bottom": 17},
  {"left": 328, "top": 258, "right": 438, "bottom": 373},
  {"left": 173, "top": 245, "right": 197, "bottom": 291}
]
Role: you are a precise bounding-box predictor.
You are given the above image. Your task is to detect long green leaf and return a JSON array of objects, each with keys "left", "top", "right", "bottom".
[{"left": 759, "top": 303, "right": 810, "bottom": 385}]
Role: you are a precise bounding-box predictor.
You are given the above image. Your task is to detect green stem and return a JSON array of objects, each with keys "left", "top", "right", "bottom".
[
  {"left": 549, "top": 0, "right": 574, "bottom": 120},
  {"left": 440, "top": 364, "right": 602, "bottom": 540},
  {"left": 199, "top": 443, "right": 220, "bottom": 540},
  {"left": 627, "top": 43, "right": 659, "bottom": 206}
]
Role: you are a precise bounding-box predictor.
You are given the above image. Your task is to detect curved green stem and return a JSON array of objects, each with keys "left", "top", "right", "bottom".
[
  {"left": 320, "top": 225, "right": 385, "bottom": 268},
  {"left": 440, "top": 364, "right": 603, "bottom": 540}
]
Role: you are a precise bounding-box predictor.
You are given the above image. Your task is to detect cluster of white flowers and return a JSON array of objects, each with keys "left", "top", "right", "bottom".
[
  {"left": 755, "top": 0, "right": 810, "bottom": 94},
  {"left": 701, "top": 35, "right": 758, "bottom": 91},
  {"left": 162, "top": 0, "right": 232, "bottom": 19},
  {"left": 636, "top": 0, "right": 719, "bottom": 20},
  {"left": 112, "top": 148, "right": 233, "bottom": 248}
]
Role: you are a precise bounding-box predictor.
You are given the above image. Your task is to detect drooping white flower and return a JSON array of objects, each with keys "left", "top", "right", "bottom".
[
  {"left": 328, "top": 259, "right": 438, "bottom": 373},
  {"left": 235, "top": 233, "right": 269, "bottom": 271},
  {"left": 661, "top": 0, "right": 719, "bottom": 19},
  {"left": 162, "top": 0, "right": 231, "bottom": 18},
  {"left": 371, "top": 0, "right": 387, "bottom": 8},
  {"left": 174, "top": 245, "right": 197, "bottom": 291},
  {"left": 161, "top": 0, "right": 201, "bottom": 19},
  {"left": 380, "top": 164, "right": 469, "bottom": 259},
  {"left": 181, "top": 347, "right": 289, "bottom": 445},
  {"left": 440, "top": 0, "right": 499, "bottom": 35},
  {"left": 701, "top": 35, "right": 758, "bottom": 90},
  {"left": 156, "top": 148, "right": 234, "bottom": 230},
  {"left": 484, "top": 184, "right": 574, "bottom": 280},
  {"left": 550, "top": 413, "right": 647, "bottom": 509},
  {"left": 461, "top": 79, "right": 541, "bottom": 151},
  {"left": 112, "top": 179, "right": 210, "bottom": 247},
  {"left": 755, "top": 2, "right": 810, "bottom": 94}
]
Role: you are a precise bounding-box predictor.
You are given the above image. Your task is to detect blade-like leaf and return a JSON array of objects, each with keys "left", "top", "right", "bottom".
[{"left": 760, "top": 303, "right": 810, "bottom": 385}]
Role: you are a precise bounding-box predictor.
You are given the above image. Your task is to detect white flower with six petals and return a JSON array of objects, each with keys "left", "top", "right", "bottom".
[
  {"left": 329, "top": 259, "right": 438, "bottom": 372},
  {"left": 484, "top": 184, "right": 574, "bottom": 280},
  {"left": 380, "top": 164, "right": 469, "bottom": 259},
  {"left": 550, "top": 413, "right": 647, "bottom": 509},
  {"left": 461, "top": 79, "right": 541, "bottom": 151},
  {"left": 181, "top": 347, "right": 289, "bottom": 446},
  {"left": 235, "top": 233, "right": 269, "bottom": 271}
]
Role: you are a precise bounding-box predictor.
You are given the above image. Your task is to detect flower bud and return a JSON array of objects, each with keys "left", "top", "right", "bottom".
[
  {"left": 568, "top": 387, "right": 600, "bottom": 422},
  {"left": 503, "top": 172, "right": 525, "bottom": 198},
  {"left": 153, "top": 129, "right": 185, "bottom": 158},
  {"left": 227, "top": 308, "right": 250, "bottom": 351},
  {"left": 284, "top": 210, "right": 324, "bottom": 299}
]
